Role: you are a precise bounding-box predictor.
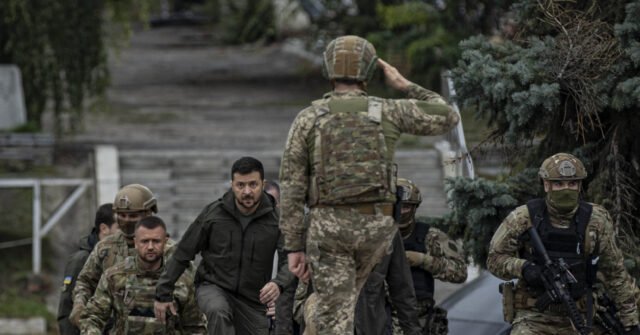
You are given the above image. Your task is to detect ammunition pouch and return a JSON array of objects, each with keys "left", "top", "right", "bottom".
[
  {"left": 124, "top": 315, "right": 169, "bottom": 334},
  {"left": 426, "top": 306, "right": 448, "bottom": 335},
  {"left": 500, "top": 281, "right": 515, "bottom": 323}
]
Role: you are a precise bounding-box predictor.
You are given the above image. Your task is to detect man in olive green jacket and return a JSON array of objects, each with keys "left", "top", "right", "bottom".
[
  {"left": 155, "top": 157, "right": 293, "bottom": 335},
  {"left": 57, "top": 203, "right": 118, "bottom": 335}
]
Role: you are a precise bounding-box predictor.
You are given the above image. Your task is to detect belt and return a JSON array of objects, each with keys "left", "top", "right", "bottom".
[{"left": 313, "top": 203, "right": 394, "bottom": 216}]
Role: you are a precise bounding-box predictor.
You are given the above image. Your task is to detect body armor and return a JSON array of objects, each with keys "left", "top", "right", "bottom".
[
  {"left": 310, "top": 97, "right": 395, "bottom": 205},
  {"left": 521, "top": 198, "right": 595, "bottom": 301},
  {"left": 121, "top": 257, "right": 177, "bottom": 334}
]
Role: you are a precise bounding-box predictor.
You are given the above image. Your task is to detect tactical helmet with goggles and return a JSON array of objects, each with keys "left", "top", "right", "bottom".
[
  {"left": 397, "top": 178, "right": 422, "bottom": 205},
  {"left": 538, "top": 153, "right": 587, "bottom": 181},
  {"left": 322, "top": 35, "right": 378, "bottom": 82}
]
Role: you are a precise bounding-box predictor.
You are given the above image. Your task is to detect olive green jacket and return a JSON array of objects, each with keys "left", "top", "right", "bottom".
[
  {"left": 58, "top": 232, "right": 97, "bottom": 335},
  {"left": 156, "top": 190, "right": 293, "bottom": 304}
]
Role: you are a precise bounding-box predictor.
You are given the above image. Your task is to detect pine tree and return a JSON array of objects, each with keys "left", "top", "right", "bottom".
[{"left": 446, "top": 0, "right": 640, "bottom": 282}]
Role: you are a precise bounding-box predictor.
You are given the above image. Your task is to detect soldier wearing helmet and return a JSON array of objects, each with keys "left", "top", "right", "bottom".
[
  {"left": 391, "top": 178, "right": 467, "bottom": 335},
  {"left": 279, "top": 35, "right": 460, "bottom": 333},
  {"left": 82, "top": 216, "right": 206, "bottom": 334},
  {"left": 69, "top": 184, "right": 183, "bottom": 328},
  {"left": 487, "top": 153, "right": 640, "bottom": 334}
]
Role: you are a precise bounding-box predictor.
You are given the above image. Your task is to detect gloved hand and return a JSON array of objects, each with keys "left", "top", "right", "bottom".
[
  {"left": 405, "top": 251, "right": 425, "bottom": 267},
  {"left": 623, "top": 325, "right": 640, "bottom": 335},
  {"left": 521, "top": 261, "right": 544, "bottom": 287},
  {"left": 68, "top": 301, "right": 85, "bottom": 327}
]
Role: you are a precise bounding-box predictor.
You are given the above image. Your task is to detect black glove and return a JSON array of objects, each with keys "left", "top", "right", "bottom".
[
  {"left": 521, "top": 261, "right": 544, "bottom": 287},
  {"left": 624, "top": 325, "right": 640, "bottom": 335}
]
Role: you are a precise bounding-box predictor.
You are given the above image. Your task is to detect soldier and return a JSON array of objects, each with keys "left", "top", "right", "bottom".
[
  {"left": 81, "top": 216, "right": 206, "bottom": 334},
  {"left": 487, "top": 153, "right": 640, "bottom": 334},
  {"left": 279, "top": 35, "right": 460, "bottom": 334},
  {"left": 265, "top": 180, "right": 280, "bottom": 207},
  {"left": 154, "top": 157, "right": 293, "bottom": 335},
  {"left": 57, "top": 203, "right": 118, "bottom": 335},
  {"left": 69, "top": 184, "right": 176, "bottom": 327},
  {"left": 392, "top": 178, "right": 467, "bottom": 334}
]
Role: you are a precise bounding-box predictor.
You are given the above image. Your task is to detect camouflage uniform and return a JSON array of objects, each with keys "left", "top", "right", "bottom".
[
  {"left": 280, "top": 35, "right": 458, "bottom": 334},
  {"left": 391, "top": 226, "right": 467, "bottom": 335},
  {"left": 488, "top": 153, "right": 639, "bottom": 334},
  {"left": 487, "top": 202, "right": 639, "bottom": 334},
  {"left": 81, "top": 256, "right": 205, "bottom": 335},
  {"left": 293, "top": 232, "right": 421, "bottom": 335},
  {"left": 280, "top": 87, "right": 458, "bottom": 334},
  {"left": 73, "top": 229, "right": 177, "bottom": 306}
]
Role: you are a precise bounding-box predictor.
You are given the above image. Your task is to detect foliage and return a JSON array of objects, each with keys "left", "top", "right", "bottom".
[
  {"left": 437, "top": 177, "right": 517, "bottom": 265},
  {"left": 216, "top": 0, "right": 276, "bottom": 44},
  {"left": 0, "top": 0, "right": 157, "bottom": 133},
  {"left": 448, "top": 0, "right": 640, "bottom": 274},
  {"left": 0, "top": 289, "right": 53, "bottom": 319},
  {"left": 303, "top": 0, "right": 509, "bottom": 90}
]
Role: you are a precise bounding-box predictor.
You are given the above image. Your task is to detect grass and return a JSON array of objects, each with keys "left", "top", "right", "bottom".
[{"left": 0, "top": 187, "right": 57, "bottom": 334}]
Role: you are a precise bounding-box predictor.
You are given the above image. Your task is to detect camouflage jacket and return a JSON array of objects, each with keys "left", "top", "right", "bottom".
[
  {"left": 279, "top": 84, "right": 459, "bottom": 251},
  {"left": 487, "top": 202, "right": 639, "bottom": 326},
  {"left": 417, "top": 226, "right": 467, "bottom": 284},
  {"left": 81, "top": 256, "right": 206, "bottom": 335},
  {"left": 73, "top": 229, "right": 176, "bottom": 306}
]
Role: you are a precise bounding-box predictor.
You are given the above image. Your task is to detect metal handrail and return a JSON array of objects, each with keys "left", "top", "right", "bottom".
[{"left": 0, "top": 178, "right": 92, "bottom": 274}]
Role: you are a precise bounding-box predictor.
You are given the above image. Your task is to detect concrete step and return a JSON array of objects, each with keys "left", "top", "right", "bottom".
[
  {"left": 120, "top": 168, "right": 173, "bottom": 183},
  {"left": 119, "top": 148, "right": 452, "bottom": 237}
]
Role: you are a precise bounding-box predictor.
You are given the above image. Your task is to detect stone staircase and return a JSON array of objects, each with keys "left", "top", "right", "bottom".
[{"left": 119, "top": 149, "right": 449, "bottom": 239}]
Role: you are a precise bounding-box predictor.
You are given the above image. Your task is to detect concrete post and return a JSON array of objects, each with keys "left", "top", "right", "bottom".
[{"left": 95, "top": 145, "right": 120, "bottom": 206}]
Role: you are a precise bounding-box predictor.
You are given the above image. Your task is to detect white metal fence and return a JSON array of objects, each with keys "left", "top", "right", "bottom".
[{"left": 0, "top": 178, "right": 92, "bottom": 274}]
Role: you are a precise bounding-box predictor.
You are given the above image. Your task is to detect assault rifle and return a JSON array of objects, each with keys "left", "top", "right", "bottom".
[
  {"left": 525, "top": 226, "right": 591, "bottom": 335},
  {"left": 597, "top": 292, "right": 625, "bottom": 335}
]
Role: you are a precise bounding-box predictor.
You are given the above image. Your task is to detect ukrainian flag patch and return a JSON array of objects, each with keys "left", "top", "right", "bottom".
[{"left": 61, "top": 276, "right": 73, "bottom": 292}]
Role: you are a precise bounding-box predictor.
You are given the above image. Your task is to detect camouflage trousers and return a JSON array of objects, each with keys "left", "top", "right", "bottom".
[
  {"left": 391, "top": 298, "right": 448, "bottom": 335},
  {"left": 305, "top": 206, "right": 397, "bottom": 335},
  {"left": 511, "top": 309, "right": 583, "bottom": 335}
]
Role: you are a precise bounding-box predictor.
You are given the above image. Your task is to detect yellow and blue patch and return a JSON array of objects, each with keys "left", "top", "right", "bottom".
[{"left": 61, "top": 276, "right": 73, "bottom": 292}]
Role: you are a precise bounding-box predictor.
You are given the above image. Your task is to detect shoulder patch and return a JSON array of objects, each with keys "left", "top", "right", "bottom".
[{"left": 367, "top": 96, "right": 383, "bottom": 123}]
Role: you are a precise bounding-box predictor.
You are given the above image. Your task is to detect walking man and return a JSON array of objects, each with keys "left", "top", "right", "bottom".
[
  {"left": 279, "top": 35, "right": 460, "bottom": 334},
  {"left": 82, "top": 216, "right": 206, "bottom": 334},
  {"left": 70, "top": 184, "right": 175, "bottom": 327},
  {"left": 155, "top": 156, "right": 293, "bottom": 335},
  {"left": 58, "top": 203, "right": 118, "bottom": 334},
  {"left": 487, "top": 153, "right": 640, "bottom": 334}
]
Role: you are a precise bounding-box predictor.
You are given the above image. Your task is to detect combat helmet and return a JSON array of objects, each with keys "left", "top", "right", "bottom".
[
  {"left": 322, "top": 35, "right": 378, "bottom": 82},
  {"left": 538, "top": 153, "right": 587, "bottom": 181},
  {"left": 397, "top": 178, "right": 422, "bottom": 205},
  {"left": 113, "top": 184, "right": 158, "bottom": 214}
]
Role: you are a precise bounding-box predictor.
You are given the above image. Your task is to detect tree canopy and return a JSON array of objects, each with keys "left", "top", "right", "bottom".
[
  {"left": 0, "top": 0, "right": 155, "bottom": 132},
  {"left": 444, "top": 0, "right": 640, "bottom": 281}
]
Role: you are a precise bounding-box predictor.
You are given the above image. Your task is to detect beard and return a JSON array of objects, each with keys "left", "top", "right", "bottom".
[
  {"left": 139, "top": 250, "right": 162, "bottom": 265},
  {"left": 237, "top": 194, "right": 259, "bottom": 209}
]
